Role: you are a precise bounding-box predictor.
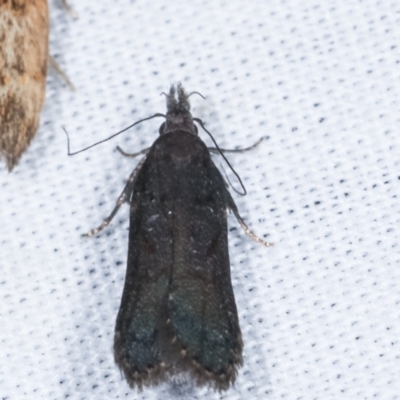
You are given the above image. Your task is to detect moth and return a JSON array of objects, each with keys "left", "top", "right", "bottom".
[
  {"left": 0, "top": 0, "right": 74, "bottom": 172},
  {"left": 76, "top": 84, "right": 272, "bottom": 390},
  {"left": 0, "top": 0, "right": 49, "bottom": 171}
]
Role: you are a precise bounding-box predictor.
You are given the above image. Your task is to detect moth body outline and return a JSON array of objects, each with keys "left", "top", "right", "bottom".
[{"left": 82, "top": 84, "right": 272, "bottom": 391}]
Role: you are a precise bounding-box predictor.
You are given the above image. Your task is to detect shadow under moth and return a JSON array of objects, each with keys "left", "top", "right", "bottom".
[{"left": 73, "top": 84, "right": 272, "bottom": 391}]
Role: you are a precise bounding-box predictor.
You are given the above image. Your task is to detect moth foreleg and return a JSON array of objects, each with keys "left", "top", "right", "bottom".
[
  {"left": 116, "top": 145, "right": 151, "bottom": 158},
  {"left": 208, "top": 137, "right": 264, "bottom": 154},
  {"left": 83, "top": 157, "right": 146, "bottom": 237}
]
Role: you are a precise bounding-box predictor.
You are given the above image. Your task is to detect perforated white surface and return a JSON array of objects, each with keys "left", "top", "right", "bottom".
[{"left": 1, "top": 0, "right": 400, "bottom": 399}]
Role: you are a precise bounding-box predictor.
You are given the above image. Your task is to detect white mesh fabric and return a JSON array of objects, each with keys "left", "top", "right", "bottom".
[{"left": 1, "top": 0, "right": 399, "bottom": 399}]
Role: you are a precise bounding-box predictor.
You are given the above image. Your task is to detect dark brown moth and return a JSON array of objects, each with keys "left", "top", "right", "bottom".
[{"left": 76, "top": 84, "right": 272, "bottom": 391}]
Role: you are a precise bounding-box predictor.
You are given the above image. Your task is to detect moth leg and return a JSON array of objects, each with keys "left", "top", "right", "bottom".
[
  {"left": 61, "top": 0, "right": 78, "bottom": 18},
  {"left": 227, "top": 195, "right": 273, "bottom": 247},
  {"left": 231, "top": 207, "right": 273, "bottom": 247},
  {"left": 117, "top": 146, "right": 151, "bottom": 158},
  {"left": 208, "top": 137, "right": 264, "bottom": 154},
  {"left": 83, "top": 157, "right": 146, "bottom": 237},
  {"left": 48, "top": 56, "right": 75, "bottom": 91}
]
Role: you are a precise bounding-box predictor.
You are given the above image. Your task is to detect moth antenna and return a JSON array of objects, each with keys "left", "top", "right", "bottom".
[
  {"left": 219, "top": 163, "right": 245, "bottom": 196},
  {"left": 65, "top": 113, "right": 166, "bottom": 155},
  {"left": 193, "top": 118, "right": 247, "bottom": 195}
]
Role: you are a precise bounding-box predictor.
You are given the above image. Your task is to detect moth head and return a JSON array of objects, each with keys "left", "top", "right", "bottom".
[{"left": 159, "top": 83, "right": 198, "bottom": 136}]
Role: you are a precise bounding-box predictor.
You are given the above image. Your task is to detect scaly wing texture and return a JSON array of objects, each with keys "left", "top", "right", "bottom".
[
  {"left": 0, "top": 0, "right": 48, "bottom": 171},
  {"left": 114, "top": 131, "right": 242, "bottom": 391},
  {"left": 165, "top": 133, "right": 243, "bottom": 390},
  {"left": 114, "top": 136, "right": 174, "bottom": 389}
]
